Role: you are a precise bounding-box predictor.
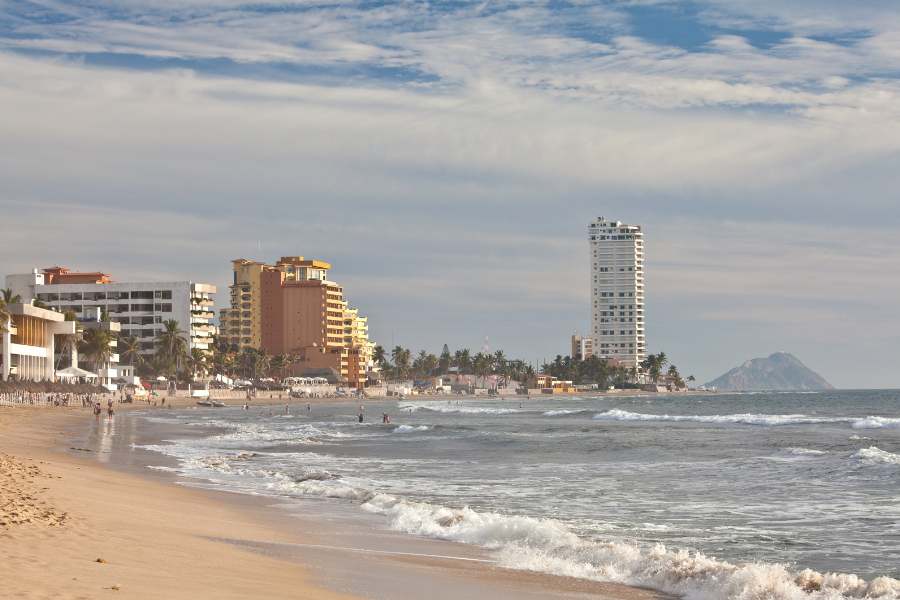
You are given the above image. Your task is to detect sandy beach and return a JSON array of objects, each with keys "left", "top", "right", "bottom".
[
  {"left": 0, "top": 402, "right": 669, "bottom": 600},
  {"left": 0, "top": 406, "right": 353, "bottom": 600}
]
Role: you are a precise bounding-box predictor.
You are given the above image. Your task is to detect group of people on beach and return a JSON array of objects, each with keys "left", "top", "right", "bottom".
[
  {"left": 92, "top": 399, "right": 115, "bottom": 419},
  {"left": 0, "top": 391, "right": 107, "bottom": 408}
]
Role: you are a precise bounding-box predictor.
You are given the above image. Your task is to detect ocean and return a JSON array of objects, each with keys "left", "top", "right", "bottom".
[{"left": 135, "top": 390, "right": 900, "bottom": 600}]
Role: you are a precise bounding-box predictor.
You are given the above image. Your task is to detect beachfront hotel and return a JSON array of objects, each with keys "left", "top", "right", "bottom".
[
  {"left": 1, "top": 303, "right": 77, "bottom": 382},
  {"left": 5, "top": 267, "right": 217, "bottom": 359},
  {"left": 588, "top": 217, "right": 646, "bottom": 370},
  {"left": 219, "top": 257, "right": 375, "bottom": 387}
]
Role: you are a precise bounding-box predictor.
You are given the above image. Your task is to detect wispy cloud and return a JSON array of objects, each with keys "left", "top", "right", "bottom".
[{"left": 1, "top": 1, "right": 899, "bottom": 386}]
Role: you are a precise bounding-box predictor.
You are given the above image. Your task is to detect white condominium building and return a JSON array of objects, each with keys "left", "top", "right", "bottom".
[
  {"left": 6, "top": 267, "right": 217, "bottom": 359},
  {"left": 588, "top": 217, "right": 646, "bottom": 370}
]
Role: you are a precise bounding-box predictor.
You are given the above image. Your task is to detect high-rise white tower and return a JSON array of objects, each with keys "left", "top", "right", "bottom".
[{"left": 588, "top": 217, "right": 646, "bottom": 370}]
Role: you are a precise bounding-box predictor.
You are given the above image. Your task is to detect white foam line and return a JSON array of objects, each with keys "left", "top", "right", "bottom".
[{"left": 269, "top": 541, "right": 496, "bottom": 563}]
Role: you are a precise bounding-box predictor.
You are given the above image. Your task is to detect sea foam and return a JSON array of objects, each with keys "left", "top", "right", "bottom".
[
  {"left": 851, "top": 416, "right": 900, "bottom": 430},
  {"left": 138, "top": 416, "right": 900, "bottom": 600},
  {"left": 399, "top": 403, "right": 519, "bottom": 415},
  {"left": 393, "top": 424, "right": 432, "bottom": 433},
  {"left": 542, "top": 409, "right": 589, "bottom": 416},
  {"left": 358, "top": 494, "right": 900, "bottom": 600},
  {"left": 852, "top": 447, "right": 900, "bottom": 466},
  {"left": 592, "top": 409, "right": 844, "bottom": 427}
]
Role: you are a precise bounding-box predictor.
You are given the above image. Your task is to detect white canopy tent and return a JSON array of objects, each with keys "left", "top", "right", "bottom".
[{"left": 56, "top": 366, "right": 99, "bottom": 380}]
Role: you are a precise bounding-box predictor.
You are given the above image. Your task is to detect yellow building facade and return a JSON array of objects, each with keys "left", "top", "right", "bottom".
[
  {"left": 220, "top": 259, "right": 266, "bottom": 350},
  {"left": 220, "top": 256, "right": 375, "bottom": 387}
]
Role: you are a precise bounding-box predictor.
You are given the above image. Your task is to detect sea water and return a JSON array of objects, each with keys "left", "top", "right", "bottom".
[{"left": 137, "top": 390, "right": 900, "bottom": 599}]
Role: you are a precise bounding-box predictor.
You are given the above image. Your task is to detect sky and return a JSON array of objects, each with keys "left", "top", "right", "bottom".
[{"left": 1, "top": 1, "right": 899, "bottom": 388}]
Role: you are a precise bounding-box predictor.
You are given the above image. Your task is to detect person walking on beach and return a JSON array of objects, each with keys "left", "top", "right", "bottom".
[
  {"left": 307, "top": 403, "right": 311, "bottom": 414},
  {"left": 107, "top": 404, "right": 115, "bottom": 418},
  {"left": 358, "top": 405, "right": 365, "bottom": 423}
]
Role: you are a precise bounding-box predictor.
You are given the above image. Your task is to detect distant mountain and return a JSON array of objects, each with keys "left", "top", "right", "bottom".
[{"left": 706, "top": 352, "right": 833, "bottom": 391}]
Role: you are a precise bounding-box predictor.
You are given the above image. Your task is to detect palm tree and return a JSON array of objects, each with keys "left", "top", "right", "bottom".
[
  {"left": 270, "top": 354, "right": 287, "bottom": 379},
  {"left": 373, "top": 345, "right": 387, "bottom": 368},
  {"left": 0, "top": 289, "right": 21, "bottom": 332},
  {"left": 80, "top": 327, "right": 114, "bottom": 377},
  {"left": 239, "top": 348, "right": 259, "bottom": 379},
  {"left": 155, "top": 319, "right": 188, "bottom": 379},
  {"left": 119, "top": 335, "right": 143, "bottom": 368},
  {"left": 187, "top": 348, "right": 209, "bottom": 381},
  {"left": 1, "top": 289, "right": 21, "bottom": 304},
  {"left": 56, "top": 330, "right": 80, "bottom": 370},
  {"left": 391, "top": 346, "right": 411, "bottom": 379},
  {"left": 0, "top": 298, "right": 9, "bottom": 334},
  {"left": 454, "top": 349, "right": 472, "bottom": 374},
  {"left": 255, "top": 351, "right": 271, "bottom": 379},
  {"left": 473, "top": 352, "right": 492, "bottom": 378},
  {"left": 412, "top": 350, "right": 427, "bottom": 377},
  {"left": 493, "top": 350, "right": 507, "bottom": 376},
  {"left": 422, "top": 352, "right": 438, "bottom": 377}
]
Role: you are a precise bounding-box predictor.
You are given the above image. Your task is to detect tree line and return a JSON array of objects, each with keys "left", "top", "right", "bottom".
[
  {"left": 539, "top": 352, "right": 694, "bottom": 389},
  {"left": 375, "top": 344, "right": 536, "bottom": 381}
]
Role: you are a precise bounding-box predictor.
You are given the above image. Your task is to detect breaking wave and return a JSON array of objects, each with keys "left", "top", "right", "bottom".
[
  {"left": 399, "top": 403, "right": 519, "bottom": 415},
  {"left": 359, "top": 494, "right": 899, "bottom": 600},
  {"left": 852, "top": 447, "right": 900, "bottom": 466},
  {"left": 136, "top": 413, "right": 900, "bottom": 600},
  {"left": 542, "top": 409, "right": 590, "bottom": 417},
  {"left": 593, "top": 410, "right": 900, "bottom": 430},
  {"left": 592, "top": 409, "right": 843, "bottom": 426},
  {"left": 787, "top": 448, "right": 828, "bottom": 456},
  {"left": 393, "top": 425, "right": 432, "bottom": 433},
  {"left": 851, "top": 417, "right": 900, "bottom": 430}
]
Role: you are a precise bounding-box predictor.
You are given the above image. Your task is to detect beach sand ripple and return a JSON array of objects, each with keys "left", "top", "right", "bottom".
[{"left": 0, "top": 453, "right": 68, "bottom": 528}]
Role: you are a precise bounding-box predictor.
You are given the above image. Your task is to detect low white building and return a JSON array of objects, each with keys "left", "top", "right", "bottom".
[
  {"left": 7, "top": 267, "right": 216, "bottom": 361},
  {"left": 1, "top": 303, "right": 76, "bottom": 382}
]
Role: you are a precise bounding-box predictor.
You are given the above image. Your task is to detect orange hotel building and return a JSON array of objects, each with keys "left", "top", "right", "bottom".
[{"left": 220, "top": 257, "right": 374, "bottom": 387}]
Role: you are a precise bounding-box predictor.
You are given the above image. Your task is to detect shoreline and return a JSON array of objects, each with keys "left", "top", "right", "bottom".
[{"left": 1, "top": 404, "right": 670, "bottom": 600}]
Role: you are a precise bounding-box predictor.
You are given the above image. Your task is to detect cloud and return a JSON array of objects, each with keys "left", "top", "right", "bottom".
[{"left": 1, "top": 1, "right": 899, "bottom": 387}]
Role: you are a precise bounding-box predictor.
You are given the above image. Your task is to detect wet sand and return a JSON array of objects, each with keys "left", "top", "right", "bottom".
[{"left": 1, "top": 404, "right": 671, "bottom": 600}]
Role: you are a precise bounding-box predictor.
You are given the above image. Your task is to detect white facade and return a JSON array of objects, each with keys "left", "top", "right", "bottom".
[
  {"left": 1, "top": 304, "right": 76, "bottom": 381},
  {"left": 571, "top": 334, "right": 594, "bottom": 361},
  {"left": 588, "top": 217, "right": 646, "bottom": 369},
  {"left": 7, "top": 271, "right": 216, "bottom": 360}
]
